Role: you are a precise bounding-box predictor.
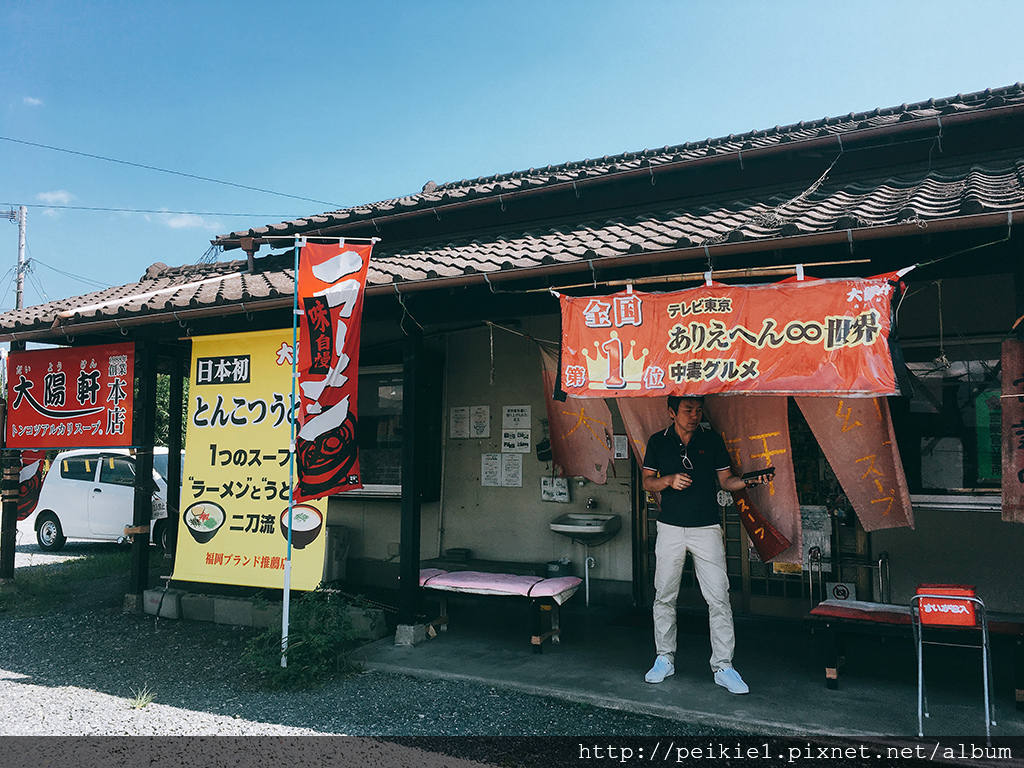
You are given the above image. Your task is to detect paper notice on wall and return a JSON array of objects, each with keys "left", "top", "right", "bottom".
[
  {"left": 613, "top": 434, "right": 629, "bottom": 460},
  {"left": 502, "top": 405, "right": 531, "bottom": 429},
  {"left": 541, "top": 476, "right": 570, "bottom": 502},
  {"left": 471, "top": 406, "right": 491, "bottom": 438},
  {"left": 501, "top": 429, "right": 531, "bottom": 453},
  {"left": 481, "top": 453, "right": 502, "bottom": 486},
  {"left": 501, "top": 452, "right": 523, "bottom": 487},
  {"left": 450, "top": 406, "right": 470, "bottom": 439}
]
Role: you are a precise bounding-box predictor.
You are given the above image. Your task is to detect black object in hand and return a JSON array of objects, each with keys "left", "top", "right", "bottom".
[{"left": 741, "top": 466, "right": 776, "bottom": 481}]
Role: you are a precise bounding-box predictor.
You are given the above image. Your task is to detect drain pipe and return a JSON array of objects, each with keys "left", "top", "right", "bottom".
[{"left": 584, "top": 546, "right": 595, "bottom": 606}]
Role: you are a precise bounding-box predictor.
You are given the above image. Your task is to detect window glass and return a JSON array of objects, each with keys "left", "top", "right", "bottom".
[
  {"left": 61, "top": 457, "right": 95, "bottom": 482},
  {"left": 99, "top": 456, "right": 137, "bottom": 487},
  {"left": 356, "top": 368, "right": 404, "bottom": 487},
  {"left": 903, "top": 359, "right": 1000, "bottom": 492}
]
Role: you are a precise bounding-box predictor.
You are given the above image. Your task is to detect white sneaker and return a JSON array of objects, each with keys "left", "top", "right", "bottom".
[
  {"left": 645, "top": 655, "right": 674, "bottom": 683},
  {"left": 714, "top": 667, "right": 749, "bottom": 694}
]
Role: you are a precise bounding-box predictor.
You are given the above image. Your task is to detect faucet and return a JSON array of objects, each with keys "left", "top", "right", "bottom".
[{"left": 586, "top": 498, "right": 597, "bottom": 510}]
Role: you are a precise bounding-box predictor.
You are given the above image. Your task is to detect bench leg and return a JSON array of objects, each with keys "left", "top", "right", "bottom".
[
  {"left": 818, "top": 623, "right": 845, "bottom": 690},
  {"left": 425, "top": 594, "right": 449, "bottom": 637},
  {"left": 1014, "top": 637, "right": 1024, "bottom": 712},
  {"left": 531, "top": 600, "right": 562, "bottom": 653}
]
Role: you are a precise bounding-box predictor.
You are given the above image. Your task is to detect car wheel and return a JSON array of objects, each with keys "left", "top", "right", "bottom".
[
  {"left": 36, "top": 513, "right": 66, "bottom": 552},
  {"left": 154, "top": 519, "right": 174, "bottom": 554}
]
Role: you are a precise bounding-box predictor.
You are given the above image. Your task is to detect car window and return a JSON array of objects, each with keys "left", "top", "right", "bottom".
[
  {"left": 61, "top": 456, "right": 96, "bottom": 482},
  {"left": 99, "top": 456, "right": 136, "bottom": 487}
]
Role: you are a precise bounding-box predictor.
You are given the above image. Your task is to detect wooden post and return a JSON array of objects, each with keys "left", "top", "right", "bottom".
[
  {"left": 397, "top": 324, "right": 423, "bottom": 628},
  {"left": 0, "top": 442, "right": 18, "bottom": 583},
  {"left": 126, "top": 340, "right": 157, "bottom": 609},
  {"left": 0, "top": 340, "right": 26, "bottom": 584},
  {"left": 166, "top": 353, "right": 185, "bottom": 518}
]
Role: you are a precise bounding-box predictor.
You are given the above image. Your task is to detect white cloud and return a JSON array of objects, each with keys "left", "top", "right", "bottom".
[
  {"left": 23, "top": 96, "right": 43, "bottom": 107},
  {"left": 37, "top": 190, "right": 73, "bottom": 205},
  {"left": 155, "top": 211, "right": 222, "bottom": 231}
]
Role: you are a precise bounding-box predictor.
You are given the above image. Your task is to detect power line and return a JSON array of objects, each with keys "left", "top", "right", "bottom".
[
  {"left": 0, "top": 135, "right": 342, "bottom": 208},
  {"left": 32, "top": 257, "right": 111, "bottom": 290},
  {"left": 3, "top": 202, "right": 299, "bottom": 217}
]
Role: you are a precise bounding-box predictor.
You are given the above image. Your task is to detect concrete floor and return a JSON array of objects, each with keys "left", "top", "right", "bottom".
[{"left": 353, "top": 595, "right": 1024, "bottom": 740}]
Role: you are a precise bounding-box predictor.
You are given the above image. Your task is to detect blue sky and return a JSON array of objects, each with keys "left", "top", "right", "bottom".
[{"left": 2, "top": 0, "right": 1024, "bottom": 307}]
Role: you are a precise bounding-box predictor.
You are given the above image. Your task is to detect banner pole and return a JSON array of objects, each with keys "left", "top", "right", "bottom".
[{"left": 282, "top": 235, "right": 302, "bottom": 667}]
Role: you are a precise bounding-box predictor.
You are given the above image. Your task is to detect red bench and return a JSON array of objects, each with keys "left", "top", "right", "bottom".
[{"left": 809, "top": 598, "right": 1024, "bottom": 711}]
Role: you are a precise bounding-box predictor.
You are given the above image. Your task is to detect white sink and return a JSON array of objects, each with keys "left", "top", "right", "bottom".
[{"left": 549, "top": 513, "right": 622, "bottom": 546}]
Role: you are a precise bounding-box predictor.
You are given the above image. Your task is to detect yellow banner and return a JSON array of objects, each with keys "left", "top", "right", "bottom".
[{"left": 172, "top": 329, "right": 328, "bottom": 590}]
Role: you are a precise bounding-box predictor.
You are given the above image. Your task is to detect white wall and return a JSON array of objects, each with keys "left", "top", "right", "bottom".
[
  {"left": 329, "top": 314, "right": 635, "bottom": 585},
  {"left": 439, "top": 316, "right": 634, "bottom": 582},
  {"left": 871, "top": 508, "right": 1024, "bottom": 613}
]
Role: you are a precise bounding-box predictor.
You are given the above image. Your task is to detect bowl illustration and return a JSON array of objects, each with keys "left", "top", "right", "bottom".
[
  {"left": 183, "top": 501, "right": 226, "bottom": 544},
  {"left": 280, "top": 504, "right": 324, "bottom": 549}
]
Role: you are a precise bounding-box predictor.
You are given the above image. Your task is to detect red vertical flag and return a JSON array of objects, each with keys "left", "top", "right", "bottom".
[{"left": 295, "top": 241, "right": 373, "bottom": 501}]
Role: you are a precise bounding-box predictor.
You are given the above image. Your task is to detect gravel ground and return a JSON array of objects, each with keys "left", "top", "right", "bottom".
[{"left": 0, "top": 540, "right": 755, "bottom": 767}]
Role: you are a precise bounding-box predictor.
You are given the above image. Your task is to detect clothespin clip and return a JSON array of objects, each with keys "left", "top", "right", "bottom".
[
  {"left": 795, "top": 264, "right": 805, "bottom": 281},
  {"left": 704, "top": 271, "right": 713, "bottom": 286}
]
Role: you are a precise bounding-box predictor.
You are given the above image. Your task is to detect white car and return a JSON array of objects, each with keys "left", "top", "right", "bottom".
[{"left": 22, "top": 449, "right": 169, "bottom": 552}]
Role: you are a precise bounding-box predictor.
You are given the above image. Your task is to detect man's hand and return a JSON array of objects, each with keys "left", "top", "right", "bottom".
[{"left": 665, "top": 472, "right": 692, "bottom": 490}]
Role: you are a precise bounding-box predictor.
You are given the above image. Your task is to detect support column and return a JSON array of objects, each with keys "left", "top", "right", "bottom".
[
  {"left": 0, "top": 340, "right": 26, "bottom": 587},
  {"left": 0, "top": 440, "right": 18, "bottom": 586},
  {"left": 164, "top": 352, "right": 185, "bottom": 554},
  {"left": 125, "top": 340, "right": 157, "bottom": 611},
  {"left": 396, "top": 324, "right": 424, "bottom": 644}
]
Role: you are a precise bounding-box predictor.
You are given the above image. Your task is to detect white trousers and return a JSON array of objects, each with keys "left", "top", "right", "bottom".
[{"left": 652, "top": 521, "right": 735, "bottom": 672}]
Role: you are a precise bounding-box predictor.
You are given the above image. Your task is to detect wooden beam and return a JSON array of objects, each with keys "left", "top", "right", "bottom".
[{"left": 397, "top": 324, "right": 423, "bottom": 626}]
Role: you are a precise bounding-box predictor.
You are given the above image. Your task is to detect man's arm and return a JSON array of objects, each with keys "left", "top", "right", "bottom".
[
  {"left": 717, "top": 467, "right": 770, "bottom": 492},
  {"left": 643, "top": 467, "right": 692, "bottom": 492}
]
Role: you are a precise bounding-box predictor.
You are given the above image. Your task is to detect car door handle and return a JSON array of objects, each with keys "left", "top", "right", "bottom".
[{"left": 93, "top": 488, "right": 102, "bottom": 493}]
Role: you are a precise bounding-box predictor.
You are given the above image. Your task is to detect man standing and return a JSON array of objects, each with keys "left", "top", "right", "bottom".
[{"left": 641, "top": 395, "right": 769, "bottom": 694}]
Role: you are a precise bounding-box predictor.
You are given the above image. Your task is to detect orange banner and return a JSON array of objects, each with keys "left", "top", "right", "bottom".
[
  {"left": 704, "top": 396, "right": 802, "bottom": 563},
  {"left": 540, "top": 346, "right": 615, "bottom": 483},
  {"left": 558, "top": 274, "right": 903, "bottom": 398},
  {"left": 796, "top": 397, "right": 913, "bottom": 531}
]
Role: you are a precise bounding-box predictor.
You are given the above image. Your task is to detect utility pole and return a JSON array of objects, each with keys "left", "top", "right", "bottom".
[{"left": 3, "top": 206, "right": 26, "bottom": 309}]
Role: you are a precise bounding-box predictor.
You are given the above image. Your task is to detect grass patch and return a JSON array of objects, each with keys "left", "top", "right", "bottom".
[
  {"left": 0, "top": 549, "right": 132, "bottom": 617},
  {"left": 128, "top": 684, "right": 155, "bottom": 709},
  {"left": 241, "top": 590, "right": 362, "bottom": 691}
]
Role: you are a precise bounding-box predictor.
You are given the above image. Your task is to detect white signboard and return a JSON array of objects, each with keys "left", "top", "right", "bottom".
[
  {"left": 502, "top": 405, "right": 532, "bottom": 429},
  {"left": 470, "top": 405, "right": 491, "bottom": 439},
  {"left": 541, "top": 476, "right": 570, "bottom": 503},
  {"left": 501, "top": 429, "right": 531, "bottom": 453},
  {"left": 450, "top": 406, "right": 470, "bottom": 439},
  {"left": 501, "top": 452, "right": 523, "bottom": 487},
  {"left": 481, "top": 453, "right": 502, "bottom": 487},
  {"left": 613, "top": 434, "right": 629, "bottom": 460}
]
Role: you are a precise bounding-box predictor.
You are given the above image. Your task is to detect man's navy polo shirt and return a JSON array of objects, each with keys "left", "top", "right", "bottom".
[{"left": 642, "top": 424, "right": 732, "bottom": 528}]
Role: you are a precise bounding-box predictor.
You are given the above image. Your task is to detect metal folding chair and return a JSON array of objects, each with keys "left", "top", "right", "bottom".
[{"left": 911, "top": 588, "right": 995, "bottom": 742}]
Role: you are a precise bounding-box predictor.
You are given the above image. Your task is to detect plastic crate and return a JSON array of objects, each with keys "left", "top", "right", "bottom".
[{"left": 915, "top": 583, "right": 977, "bottom": 626}]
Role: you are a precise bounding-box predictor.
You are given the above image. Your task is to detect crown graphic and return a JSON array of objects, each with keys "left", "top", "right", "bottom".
[{"left": 581, "top": 331, "right": 649, "bottom": 390}]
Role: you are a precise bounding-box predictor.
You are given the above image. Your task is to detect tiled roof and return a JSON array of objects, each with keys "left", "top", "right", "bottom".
[
  {"left": 3, "top": 85, "right": 1024, "bottom": 341},
  {"left": 215, "top": 83, "right": 1024, "bottom": 245}
]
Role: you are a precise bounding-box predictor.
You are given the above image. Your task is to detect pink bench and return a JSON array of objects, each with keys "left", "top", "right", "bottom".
[{"left": 419, "top": 568, "right": 582, "bottom": 652}]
